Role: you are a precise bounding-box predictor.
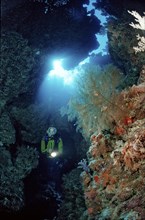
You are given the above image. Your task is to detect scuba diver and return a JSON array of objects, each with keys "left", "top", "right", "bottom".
[
  {"left": 41, "top": 126, "right": 63, "bottom": 158},
  {"left": 40, "top": 126, "right": 64, "bottom": 192}
]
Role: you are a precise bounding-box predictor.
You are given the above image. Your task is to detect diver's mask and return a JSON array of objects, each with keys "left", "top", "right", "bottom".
[{"left": 47, "top": 127, "right": 57, "bottom": 137}]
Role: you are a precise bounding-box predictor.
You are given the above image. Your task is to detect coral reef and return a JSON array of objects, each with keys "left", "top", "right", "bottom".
[
  {"left": 10, "top": 104, "right": 51, "bottom": 144},
  {"left": 0, "top": 112, "right": 15, "bottom": 145},
  {"left": 107, "top": 13, "right": 145, "bottom": 87},
  {"left": 128, "top": 11, "right": 145, "bottom": 53},
  {"left": 0, "top": 31, "right": 34, "bottom": 106},
  {"left": 63, "top": 64, "right": 123, "bottom": 139},
  {"left": 57, "top": 169, "right": 87, "bottom": 220},
  {"left": 0, "top": 144, "right": 39, "bottom": 211},
  {"left": 0, "top": 29, "right": 51, "bottom": 145},
  {"left": 0, "top": 31, "right": 38, "bottom": 145},
  {"left": 80, "top": 73, "right": 145, "bottom": 219}
]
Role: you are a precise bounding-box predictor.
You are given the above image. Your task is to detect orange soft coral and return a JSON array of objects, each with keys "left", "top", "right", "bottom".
[{"left": 122, "top": 128, "right": 145, "bottom": 171}]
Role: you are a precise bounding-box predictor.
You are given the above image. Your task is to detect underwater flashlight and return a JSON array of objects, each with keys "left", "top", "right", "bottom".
[{"left": 51, "top": 151, "right": 57, "bottom": 158}]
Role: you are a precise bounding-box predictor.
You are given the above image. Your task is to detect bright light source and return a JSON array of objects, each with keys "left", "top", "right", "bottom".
[
  {"left": 53, "top": 60, "right": 63, "bottom": 70},
  {"left": 51, "top": 151, "right": 57, "bottom": 157},
  {"left": 48, "top": 59, "right": 74, "bottom": 85}
]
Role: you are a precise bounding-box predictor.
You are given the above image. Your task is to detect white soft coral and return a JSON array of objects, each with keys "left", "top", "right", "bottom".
[
  {"left": 128, "top": 11, "right": 145, "bottom": 30},
  {"left": 128, "top": 10, "right": 145, "bottom": 53}
]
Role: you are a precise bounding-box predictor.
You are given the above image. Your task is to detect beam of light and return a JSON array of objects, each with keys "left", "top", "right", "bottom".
[{"left": 48, "top": 59, "right": 74, "bottom": 85}]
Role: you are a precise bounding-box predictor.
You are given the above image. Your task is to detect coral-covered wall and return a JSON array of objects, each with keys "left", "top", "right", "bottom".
[{"left": 81, "top": 68, "right": 145, "bottom": 219}]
